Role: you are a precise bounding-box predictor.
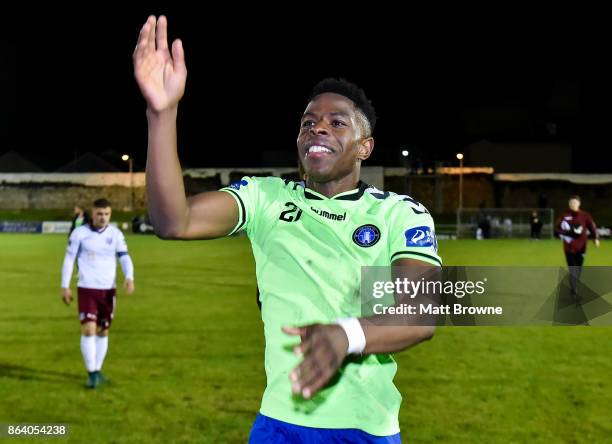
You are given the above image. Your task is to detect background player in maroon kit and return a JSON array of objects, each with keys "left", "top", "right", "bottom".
[
  {"left": 62, "top": 199, "right": 135, "bottom": 388},
  {"left": 555, "top": 195, "right": 600, "bottom": 304}
]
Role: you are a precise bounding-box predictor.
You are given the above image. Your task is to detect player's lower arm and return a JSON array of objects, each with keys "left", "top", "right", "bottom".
[
  {"left": 347, "top": 259, "right": 438, "bottom": 354},
  {"left": 360, "top": 320, "right": 435, "bottom": 354},
  {"left": 334, "top": 316, "right": 434, "bottom": 355},
  {"left": 61, "top": 254, "right": 75, "bottom": 288},
  {"left": 118, "top": 254, "right": 134, "bottom": 281},
  {"left": 145, "top": 107, "right": 190, "bottom": 238}
]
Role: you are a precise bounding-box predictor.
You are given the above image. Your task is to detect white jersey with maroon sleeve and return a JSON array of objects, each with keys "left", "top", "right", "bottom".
[{"left": 61, "top": 224, "right": 131, "bottom": 290}]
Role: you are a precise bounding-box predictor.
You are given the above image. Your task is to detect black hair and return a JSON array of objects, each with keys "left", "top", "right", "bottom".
[
  {"left": 93, "top": 198, "right": 111, "bottom": 208},
  {"left": 308, "top": 78, "right": 376, "bottom": 136}
]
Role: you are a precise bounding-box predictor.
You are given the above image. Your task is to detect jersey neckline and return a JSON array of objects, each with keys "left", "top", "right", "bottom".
[
  {"left": 87, "top": 223, "right": 110, "bottom": 233},
  {"left": 302, "top": 180, "right": 371, "bottom": 201}
]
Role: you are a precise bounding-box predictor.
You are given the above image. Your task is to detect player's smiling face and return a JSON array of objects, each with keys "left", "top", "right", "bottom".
[
  {"left": 297, "top": 93, "right": 373, "bottom": 182},
  {"left": 91, "top": 206, "right": 112, "bottom": 230}
]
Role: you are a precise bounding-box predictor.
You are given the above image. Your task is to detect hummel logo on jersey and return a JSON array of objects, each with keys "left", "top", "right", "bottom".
[
  {"left": 311, "top": 207, "right": 346, "bottom": 221},
  {"left": 230, "top": 179, "right": 249, "bottom": 190},
  {"left": 405, "top": 226, "right": 437, "bottom": 249}
]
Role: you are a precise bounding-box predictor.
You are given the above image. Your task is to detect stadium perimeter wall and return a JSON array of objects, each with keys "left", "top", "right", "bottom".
[{"left": 1, "top": 170, "right": 611, "bottom": 223}]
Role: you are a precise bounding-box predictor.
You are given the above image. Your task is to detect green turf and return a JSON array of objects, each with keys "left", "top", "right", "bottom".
[{"left": 0, "top": 235, "right": 610, "bottom": 443}]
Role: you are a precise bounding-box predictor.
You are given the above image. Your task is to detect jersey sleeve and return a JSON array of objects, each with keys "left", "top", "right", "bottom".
[
  {"left": 219, "top": 176, "right": 265, "bottom": 236},
  {"left": 554, "top": 214, "right": 566, "bottom": 238},
  {"left": 61, "top": 229, "right": 81, "bottom": 288},
  {"left": 114, "top": 229, "right": 134, "bottom": 280},
  {"left": 586, "top": 213, "right": 599, "bottom": 239},
  {"left": 115, "top": 229, "right": 129, "bottom": 255},
  {"left": 387, "top": 197, "right": 442, "bottom": 267}
]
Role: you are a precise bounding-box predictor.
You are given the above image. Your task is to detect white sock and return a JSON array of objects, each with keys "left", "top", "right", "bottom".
[
  {"left": 95, "top": 336, "right": 108, "bottom": 371},
  {"left": 80, "top": 335, "right": 96, "bottom": 372}
]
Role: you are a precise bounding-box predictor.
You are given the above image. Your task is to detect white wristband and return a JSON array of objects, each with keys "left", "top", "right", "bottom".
[{"left": 335, "top": 317, "right": 366, "bottom": 355}]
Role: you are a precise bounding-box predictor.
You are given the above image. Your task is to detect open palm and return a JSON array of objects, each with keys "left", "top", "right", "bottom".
[{"left": 133, "top": 16, "right": 187, "bottom": 112}]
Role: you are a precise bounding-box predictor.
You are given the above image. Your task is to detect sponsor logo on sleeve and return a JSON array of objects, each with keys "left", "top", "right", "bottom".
[
  {"left": 230, "top": 179, "right": 249, "bottom": 190},
  {"left": 405, "top": 226, "right": 437, "bottom": 250}
]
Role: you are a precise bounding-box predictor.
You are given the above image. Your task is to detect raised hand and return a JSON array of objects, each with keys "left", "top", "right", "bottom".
[{"left": 133, "top": 15, "right": 187, "bottom": 113}]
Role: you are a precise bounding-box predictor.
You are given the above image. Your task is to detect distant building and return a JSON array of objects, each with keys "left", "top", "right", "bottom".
[
  {"left": 0, "top": 151, "right": 43, "bottom": 172},
  {"left": 56, "top": 152, "right": 121, "bottom": 172}
]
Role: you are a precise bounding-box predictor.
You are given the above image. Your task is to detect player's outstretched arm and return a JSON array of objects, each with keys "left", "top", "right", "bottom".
[{"left": 134, "top": 16, "right": 238, "bottom": 239}]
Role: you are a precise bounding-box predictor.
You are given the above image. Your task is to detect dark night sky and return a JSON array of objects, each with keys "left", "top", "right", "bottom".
[{"left": 1, "top": 7, "right": 608, "bottom": 172}]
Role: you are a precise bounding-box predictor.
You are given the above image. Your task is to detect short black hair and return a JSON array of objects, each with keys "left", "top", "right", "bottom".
[
  {"left": 308, "top": 78, "right": 376, "bottom": 136},
  {"left": 569, "top": 195, "right": 581, "bottom": 201},
  {"left": 93, "top": 198, "right": 111, "bottom": 208}
]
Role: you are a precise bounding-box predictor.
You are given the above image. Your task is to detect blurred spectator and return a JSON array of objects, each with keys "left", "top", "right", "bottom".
[
  {"left": 132, "top": 214, "right": 154, "bottom": 234},
  {"left": 70, "top": 206, "right": 90, "bottom": 235},
  {"left": 530, "top": 211, "right": 543, "bottom": 240},
  {"left": 503, "top": 218, "right": 513, "bottom": 237},
  {"left": 478, "top": 215, "right": 491, "bottom": 239},
  {"left": 538, "top": 192, "right": 548, "bottom": 209}
]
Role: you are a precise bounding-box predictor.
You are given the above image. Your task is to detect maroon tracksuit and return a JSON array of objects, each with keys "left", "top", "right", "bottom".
[
  {"left": 555, "top": 210, "right": 598, "bottom": 256},
  {"left": 555, "top": 209, "right": 599, "bottom": 296}
]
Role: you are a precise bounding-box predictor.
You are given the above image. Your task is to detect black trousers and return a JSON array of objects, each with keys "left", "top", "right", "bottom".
[
  {"left": 565, "top": 251, "right": 585, "bottom": 267},
  {"left": 565, "top": 251, "right": 585, "bottom": 295}
]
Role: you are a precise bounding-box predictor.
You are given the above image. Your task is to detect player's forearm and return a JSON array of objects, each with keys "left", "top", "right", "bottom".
[
  {"left": 145, "top": 107, "right": 190, "bottom": 238},
  {"left": 61, "top": 255, "right": 75, "bottom": 288},
  {"left": 118, "top": 254, "right": 134, "bottom": 281},
  {"left": 357, "top": 259, "right": 436, "bottom": 353},
  {"left": 588, "top": 220, "right": 599, "bottom": 240},
  {"left": 360, "top": 320, "right": 435, "bottom": 354}
]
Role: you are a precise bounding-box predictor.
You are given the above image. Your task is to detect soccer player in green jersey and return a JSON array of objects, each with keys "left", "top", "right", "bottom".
[{"left": 134, "top": 15, "right": 441, "bottom": 443}]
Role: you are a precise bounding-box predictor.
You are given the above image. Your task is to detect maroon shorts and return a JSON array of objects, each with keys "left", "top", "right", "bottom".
[{"left": 77, "top": 287, "right": 116, "bottom": 330}]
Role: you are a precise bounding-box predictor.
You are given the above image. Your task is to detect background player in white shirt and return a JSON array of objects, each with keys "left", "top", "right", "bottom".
[{"left": 61, "top": 198, "right": 135, "bottom": 388}]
